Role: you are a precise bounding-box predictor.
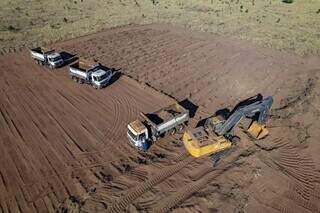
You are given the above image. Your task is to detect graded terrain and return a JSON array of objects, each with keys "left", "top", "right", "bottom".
[
  {"left": 0, "top": 50, "right": 176, "bottom": 212},
  {"left": 1, "top": 25, "right": 320, "bottom": 213}
]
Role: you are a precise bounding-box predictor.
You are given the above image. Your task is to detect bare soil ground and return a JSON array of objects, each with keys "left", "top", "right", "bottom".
[{"left": 1, "top": 25, "right": 320, "bottom": 213}]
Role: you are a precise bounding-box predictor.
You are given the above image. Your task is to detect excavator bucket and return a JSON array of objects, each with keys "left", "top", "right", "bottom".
[{"left": 247, "top": 121, "right": 269, "bottom": 139}]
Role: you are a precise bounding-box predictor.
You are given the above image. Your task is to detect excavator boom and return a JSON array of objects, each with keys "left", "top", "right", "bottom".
[{"left": 214, "top": 96, "right": 273, "bottom": 136}]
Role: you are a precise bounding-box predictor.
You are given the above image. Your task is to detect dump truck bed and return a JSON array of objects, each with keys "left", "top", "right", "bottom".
[
  {"left": 30, "top": 47, "right": 54, "bottom": 55},
  {"left": 69, "top": 61, "right": 93, "bottom": 72},
  {"left": 147, "top": 103, "right": 187, "bottom": 123},
  {"left": 30, "top": 47, "right": 54, "bottom": 61},
  {"left": 69, "top": 61, "right": 96, "bottom": 79},
  {"left": 30, "top": 47, "right": 44, "bottom": 54},
  {"left": 141, "top": 103, "right": 189, "bottom": 134}
]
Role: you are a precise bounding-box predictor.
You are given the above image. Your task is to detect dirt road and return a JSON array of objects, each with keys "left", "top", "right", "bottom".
[{"left": 1, "top": 25, "right": 320, "bottom": 212}]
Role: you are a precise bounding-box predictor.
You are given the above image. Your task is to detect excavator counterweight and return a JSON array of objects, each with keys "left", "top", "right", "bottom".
[{"left": 183, "top": 127, "right": 232, "bottom": 158}]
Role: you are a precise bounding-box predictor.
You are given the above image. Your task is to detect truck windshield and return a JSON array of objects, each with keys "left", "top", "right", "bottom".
[
  {"left": 50, "top": 56, "right": 62, "bottom": 62},
  {"left": 128, "top": 129, "right": 138, "bottom": 141},
  {"left": 139, "top": 133, "right": 146, "bottom": 141},
  {"left": 97, "top": 74, "right": 107, "bottom": 81}
]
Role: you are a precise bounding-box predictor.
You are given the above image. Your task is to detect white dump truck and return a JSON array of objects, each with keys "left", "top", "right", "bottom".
[
  {"left": 30, "top": 47, "right": 64, "bottom": 69},
  {"left": 127, "top": 103, "right": 189, "bottom": 151},
  {"left": 69, "top": 61, "right": 113, "bottom": 89}
]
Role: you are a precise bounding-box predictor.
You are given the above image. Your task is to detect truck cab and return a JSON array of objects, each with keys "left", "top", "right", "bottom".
[
  {"left": 30, "top": 47, "right": 64, "bottom": 69},
  {"left": 127, "top": 103, "right": 190, "bottom": 151},
  {"left": 127, "top": 120, "right": 150, "bottom": 151},
  {"left": 90, "top": 66, "right": 113, "bottom": 89},
  {"left": 46, "top": 52, "right": 64, "bottom": 68}
]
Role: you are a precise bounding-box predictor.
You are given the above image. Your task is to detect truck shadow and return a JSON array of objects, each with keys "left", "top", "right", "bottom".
[
  {"left": 179, "top": 99, "right": 198, "bottom": 118},
  {"left": 110, "top": 71, "right": 122, "bottom": 85},
  {"left": 229, "top": 93, "right": 263, "bottom": 115},
  {"left": 59, "top": 51, "right": 78, "bottom": 67},
  {"left": 97, "top": 64, "right": 122, "bottom": 85},
  {"left": 196, "top": 108, "right": 231, "bottom": 127}
]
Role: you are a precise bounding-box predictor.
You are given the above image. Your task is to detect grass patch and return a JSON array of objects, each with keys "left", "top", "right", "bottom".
[{"left": 0, "top": 0, "right": 319, "bottom": 56}]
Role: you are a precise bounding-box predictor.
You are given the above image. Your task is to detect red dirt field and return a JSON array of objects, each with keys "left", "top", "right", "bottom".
[
  {"left": 0, "top": 50, "right": 181, "bottom": 212},
  {"left": 1, "top": 24, "right": 320, "bottom": 213}
]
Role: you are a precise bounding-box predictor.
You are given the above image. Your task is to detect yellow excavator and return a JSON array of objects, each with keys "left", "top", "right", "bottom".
[{"left": 183, "top": 95, "right": 273, "bottom": 158}]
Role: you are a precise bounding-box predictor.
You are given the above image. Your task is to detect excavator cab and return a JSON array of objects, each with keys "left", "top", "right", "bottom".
[{"left": 183, "top": 127, "right": 232, "bottom": 158}]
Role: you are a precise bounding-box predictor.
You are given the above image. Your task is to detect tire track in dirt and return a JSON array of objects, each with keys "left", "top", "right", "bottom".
[
  {"left": 3, "top": 25, "right": 320, "bottom": 212},
  {"left": 151, "top": 147, "right": 244, "bottom": 213},
  {"left": 105, "top": 153, "right": 193, "bottom": 213},
  {"left": 61, "top": 92, "right": 125, "bottom": 161},
  {"left": 284, "top": 183, "right": 320, "bottom": 212},
  {"left": 38, "top": 77, "right": 138, "bottom": 166},
  {"left": 271, "top": 196, "right": 315, "bottom": 213},
  {"left": 13, "top": 88, "right": 75, "bottom": 201},
  {"left": 257, "top": 138, "right": 320, "bottom": 213},
  {"left": 103, "top": 95, "right": 142, "bottom": 167},
  {"left": 78, "top": 150, "right": 189, "bottom": 210},
  {"left": 272, "top": 141, "right": 320, "bottom": 212},
  {"left": 107, "top": 94, "right": 137, "bottom": 141},
  {"left": 50, "top": 76, "right": 170, "bottom": 175},
  {"left": 0, "top": 91, "right": 68, "bottom": 211},
  {"left": 0, "top": 47, "right": 176, "bottom": 212}
]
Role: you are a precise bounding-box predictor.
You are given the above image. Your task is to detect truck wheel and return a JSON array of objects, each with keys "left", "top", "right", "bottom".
[
  {"left": 79, "top": 79, "right": 84, "bottom": 84},
  {"left": 73, "top": 77, "right": 78, "bottom": 82},
  {"left": 231, "top": 136, "right": 240, "bottom": 144},
  {"left": 176, "top": 125, "right": 185, "bottom": 134},
  {"left": 169, "top": 128, "right": 176, "bottom": 135}
]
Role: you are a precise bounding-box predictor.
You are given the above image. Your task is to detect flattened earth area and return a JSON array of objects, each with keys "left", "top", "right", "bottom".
[
  {"left": 0, "top": 50, "right": 176, "bottom": 212},
  {"left": 1, "top": 24, "right": 320, "bottom": 213}
]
